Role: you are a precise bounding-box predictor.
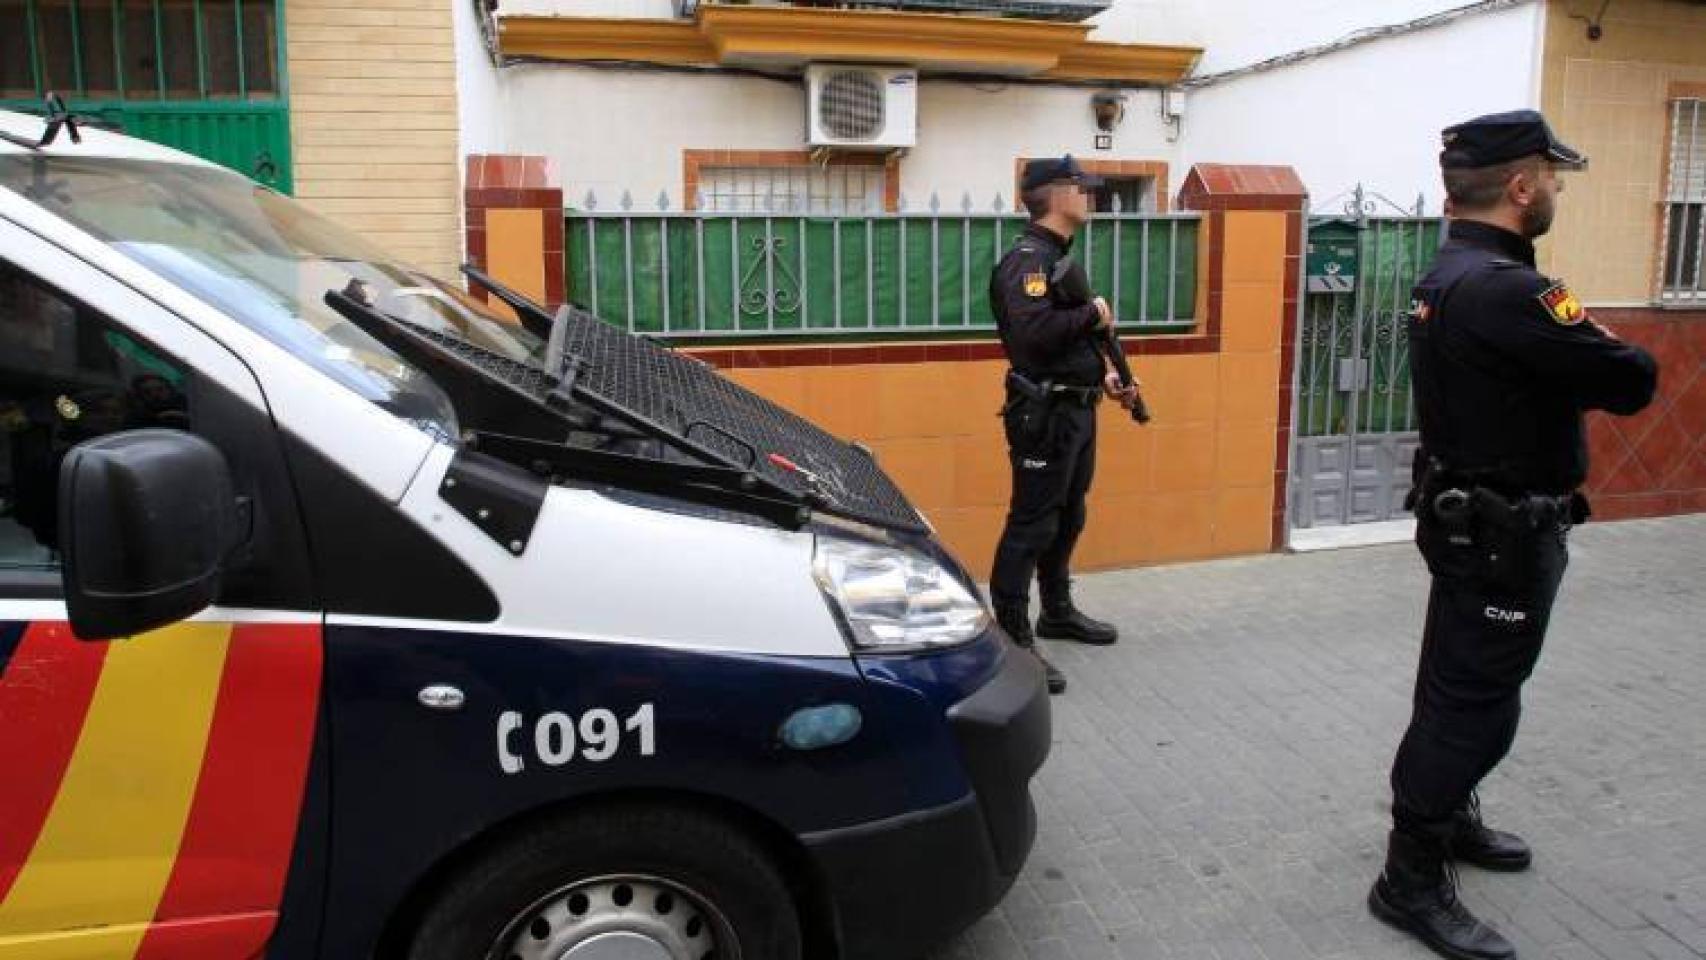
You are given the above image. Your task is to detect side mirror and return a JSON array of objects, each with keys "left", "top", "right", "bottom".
[{"left": 58, "top": 429, "right": 238, "bottom": 641}]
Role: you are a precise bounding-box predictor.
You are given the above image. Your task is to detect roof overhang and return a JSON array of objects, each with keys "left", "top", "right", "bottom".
[{"left": 498, "top": 5, "right": 1202, "bottom": 84}]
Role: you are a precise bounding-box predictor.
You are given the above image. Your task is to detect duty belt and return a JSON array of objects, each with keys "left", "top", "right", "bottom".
[
  {"left": 1006, "top": 370, "right": 1102, "bottom": 408},
  {"left": 1411, "top": 457, "right": 1589, "bottom": 545}
]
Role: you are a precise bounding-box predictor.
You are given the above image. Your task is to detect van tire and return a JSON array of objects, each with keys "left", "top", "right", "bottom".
[{"left": 405, "top": 803, "right": 803, "bottom": 960}]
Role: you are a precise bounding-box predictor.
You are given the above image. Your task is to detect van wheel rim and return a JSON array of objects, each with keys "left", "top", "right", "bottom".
[{"left": 491, "top": 875, "right": 739, "bottom": 960}]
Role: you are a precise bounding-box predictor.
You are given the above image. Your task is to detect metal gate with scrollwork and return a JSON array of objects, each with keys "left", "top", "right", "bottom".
[{"left": 1291, "top": 192, "right": 1445, "bottom": 528}]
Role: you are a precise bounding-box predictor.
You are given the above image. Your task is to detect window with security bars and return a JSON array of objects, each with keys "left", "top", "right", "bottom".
[
  {"left": 698, "top": 165, "right": 885, "bottom": 215},
  {"left": 1090, "top": 176, "right": 1159, "bottom": 214},
  {"left": 1, "top": 0, "right": 280, "bottom": 101},
  {"left": 0, "top": 1, "right": 290, "bottom": 190},
  {"left": 1660, "top": 98, "right": 1705, "bottom": 303}
]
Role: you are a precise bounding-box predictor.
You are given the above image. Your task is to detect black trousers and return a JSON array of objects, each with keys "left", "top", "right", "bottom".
[
  {"left": 989, "top": 397, "right": 1097, "bottom": 610},
  {"left": 1389, "top": 519, "right": 1570, "bottom": 838}
]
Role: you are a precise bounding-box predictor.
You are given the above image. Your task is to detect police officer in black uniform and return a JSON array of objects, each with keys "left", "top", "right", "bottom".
[
  {"left": 989, "top": 157, "right": 1141, "bottom": 696},
  {"left": 1371, "top": 111, "right": 1658, "bottom": 960}
]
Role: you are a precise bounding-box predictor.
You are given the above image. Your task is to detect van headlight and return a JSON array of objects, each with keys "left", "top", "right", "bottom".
[{"left": 812, "top": 535, "right": 990, "bottom": 652}]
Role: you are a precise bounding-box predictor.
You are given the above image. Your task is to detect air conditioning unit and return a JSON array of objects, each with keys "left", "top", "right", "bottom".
[{"left": 806, "top": 65, "right": 918, "bottom": 151}]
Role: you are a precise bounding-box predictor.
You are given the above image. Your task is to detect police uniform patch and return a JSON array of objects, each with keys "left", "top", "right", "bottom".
[
  {"left": 1409, "top": 298, "right": 1431, "bottom": 323},
  {"left": 1537, "top": 283, "right": 1586, "bottom": 326},
  {"left": 1023, "top": 272, "right": 1047, "bottom": 298}
]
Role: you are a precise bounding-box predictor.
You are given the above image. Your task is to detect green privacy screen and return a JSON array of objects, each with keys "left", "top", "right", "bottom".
[{"left": 567, "top": 213, "right": 1200, "bottom": 339}]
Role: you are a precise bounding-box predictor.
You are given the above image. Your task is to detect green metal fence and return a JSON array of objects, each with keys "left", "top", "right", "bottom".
[
  {"left": 1, "top": 0, "right": 292, "bottom": 192},
  {"left": 566, "top": 195, "right": 1200, "bottom": 339}
]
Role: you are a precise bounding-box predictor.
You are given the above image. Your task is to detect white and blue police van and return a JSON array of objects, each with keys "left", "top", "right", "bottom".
[{"left": 0, "top": 107, "right": 1050, "bottom": 960}]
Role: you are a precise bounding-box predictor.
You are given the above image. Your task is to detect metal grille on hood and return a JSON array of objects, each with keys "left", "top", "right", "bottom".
[
  {"left": 552, "top": 305, "right": 923, "bottom": 531},
  {"left": 402, "top": 310, "right": 925, "bottom": 534}
]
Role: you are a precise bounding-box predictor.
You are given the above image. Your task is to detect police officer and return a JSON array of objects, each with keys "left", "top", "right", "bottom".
[
  {"left": 1371, "top": 111, "right": 1658, "bottom": 959},
  {"left": 989, "top": 156, "right": 1140, "bottom": 696}
]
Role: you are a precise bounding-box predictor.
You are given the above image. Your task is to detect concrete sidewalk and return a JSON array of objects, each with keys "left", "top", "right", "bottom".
[{"left": 933, "top": 515, "right": 1706, "bottom": 960}]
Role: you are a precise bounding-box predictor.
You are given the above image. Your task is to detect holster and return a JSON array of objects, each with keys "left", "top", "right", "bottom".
[
  {"left": 1003, "top": 369, "right": 1050, "bottom": 405},
  {"left": 1411, "top": 455, "right": 1574, "bottom": 593},
  {"left": 1000, "top": 370, "right": 1059, "bottom": 455}
]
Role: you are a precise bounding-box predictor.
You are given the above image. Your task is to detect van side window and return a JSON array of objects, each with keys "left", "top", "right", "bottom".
[{"left": 0, "top": 260, "right": 191, "bottom": 571}]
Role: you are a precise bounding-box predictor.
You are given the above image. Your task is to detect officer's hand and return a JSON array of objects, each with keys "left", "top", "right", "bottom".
[
  {"left": 1091, "top": 297, "right": 1114, "bottom": 330},
  {"left": 1103, "top": 372, "right": 1140, "bottom": 409}
]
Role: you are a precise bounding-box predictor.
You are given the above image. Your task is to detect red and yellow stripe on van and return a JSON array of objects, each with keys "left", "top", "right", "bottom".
[{"left": 0, "top": 619, "right": 321, "bottom": 960}]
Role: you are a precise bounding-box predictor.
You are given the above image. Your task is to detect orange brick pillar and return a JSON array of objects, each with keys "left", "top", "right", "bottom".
[
  {"left": 1176, "top": 164, "right": 1308, "bottom": 552},
  {"left": 463, "top": 154, "right": 565, "bottom": 315}
]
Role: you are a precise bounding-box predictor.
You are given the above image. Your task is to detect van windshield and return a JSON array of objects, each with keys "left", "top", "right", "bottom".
[{"left": 0, "top": 155, "right": 547, "bottom": 442}]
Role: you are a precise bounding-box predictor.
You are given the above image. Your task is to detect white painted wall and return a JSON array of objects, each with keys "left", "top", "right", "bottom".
[
  {"left": 493, "top": 0, "right": 1520, "bottom": 62},
  {"left": 469, "top": 64, "right": 1181, "bottom": 211},
  {"left": 1088, "top": 0, "right": 1513, "bottom": 70},
  {"left": 455, "top": 0, "right": 505, "bottom": 162},
  {"left": 1180, "top": 1, "right": 1545, "bottom": 213},
  {"left": 909, "top": 82, "right": 1173, "bottom": 206}
]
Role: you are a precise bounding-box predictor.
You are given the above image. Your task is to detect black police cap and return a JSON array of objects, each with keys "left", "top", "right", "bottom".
[
  {"left": 1021, "top": 155, "right": 1104, "bottom": 192},
  {"left": 1439, "top": 109, "right": 1587, "bottom": 171}
]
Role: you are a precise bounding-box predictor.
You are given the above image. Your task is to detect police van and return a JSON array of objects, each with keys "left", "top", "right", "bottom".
[{"left": 0, "top": 108, "right": 1049, "bottom": 960}]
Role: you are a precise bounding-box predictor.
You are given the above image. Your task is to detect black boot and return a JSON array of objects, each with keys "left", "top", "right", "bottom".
[
  {"left": 995, "top": 603, "right": 1066, "bottom": 695},
  {"left": 1451, "top": 794, "right": 1532, "bottom": 872},
  {"left": 1369, "top": 830, "right": 1516, "bottom": 960},
  {"left": 1035, "top": 586, "right": 1118, "bottom": 645}
]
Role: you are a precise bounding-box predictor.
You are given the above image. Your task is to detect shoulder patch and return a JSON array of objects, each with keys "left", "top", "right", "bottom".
[
  {"left": 1023, "top": 272, "right": 1048, "bottom": 298},
  {"left": 1536, "top": 283, "right": 1586, "bottom": 326},
  {"left": 1408, "top": 298, "right": 1431, "bottom": 323}
]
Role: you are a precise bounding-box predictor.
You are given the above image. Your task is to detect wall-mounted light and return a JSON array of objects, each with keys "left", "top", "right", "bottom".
[
  {"left": 1091, "top": 91, "right": 1127, "bottom": 133},
  {"left": 1570, "top": 0, "right": 1611, "bottom": 41}
]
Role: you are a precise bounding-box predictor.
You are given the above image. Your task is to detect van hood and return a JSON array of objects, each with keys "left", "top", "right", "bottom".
[
  {"left": 548, "top": 304, "right": 927, "bottom": 534},
  {"left": 350, "top": 281, "right": 929, "bottom": 536}
]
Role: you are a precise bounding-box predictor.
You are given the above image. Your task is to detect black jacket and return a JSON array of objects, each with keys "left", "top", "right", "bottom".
[
  {"left": 990, "top": 223, "right": 1105, "bottom": 387},
  {"left": 1408, "top": 219, "right": 1658, "bottom": 494}
]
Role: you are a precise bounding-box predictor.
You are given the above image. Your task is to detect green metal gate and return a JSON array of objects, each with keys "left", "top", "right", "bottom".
[
  {"left": 1, "top": 0, "right": 292, "bottom": 193},
  {"left": 1291, "top": 190, "right": 1445, "bottom": 528}
]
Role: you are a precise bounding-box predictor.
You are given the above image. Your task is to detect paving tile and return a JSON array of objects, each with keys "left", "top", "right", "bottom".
[{"left": 926, "top": 517, "right": 1706, "bottom": 960}]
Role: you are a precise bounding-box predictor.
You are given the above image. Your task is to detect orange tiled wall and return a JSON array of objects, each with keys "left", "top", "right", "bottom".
[{"left": 723, "top": 210, "right": 1292, "bottom": 575}]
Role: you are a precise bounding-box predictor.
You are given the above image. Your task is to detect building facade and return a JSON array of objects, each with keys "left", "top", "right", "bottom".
[
  {"left": 1538, "top": 0, "right": 1706, "bottom": 519},
  {"left": 454, "top": 0, "right": 1555, "bottom": 217},
  {"left": 4, "top": 0, "right": 1700, "bottom": 568},
  {"left": 2, "top": 0, "right": 463, "bottom": 278}
]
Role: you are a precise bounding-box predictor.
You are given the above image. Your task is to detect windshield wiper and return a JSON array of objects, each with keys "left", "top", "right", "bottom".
[
  {"left": 0, "top": 93, "right": 96, "bottom": 151},
  {"left": 321, "top": 284, "right": 813, "bottom": 530},
  {"left": 460, "top": 263, "right": 691, "bottom": 356},
  {"left": 462, "top": 263, "right": 556, "bottom": 340}
]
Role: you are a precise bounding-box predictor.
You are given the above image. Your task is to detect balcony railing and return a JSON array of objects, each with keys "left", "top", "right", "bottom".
[
  {"left": 565, "top": 190, "right": 1200, "bottom": 340},
  {"left": 675, "top": 0, "right": 1110, "bottom": 22}
]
